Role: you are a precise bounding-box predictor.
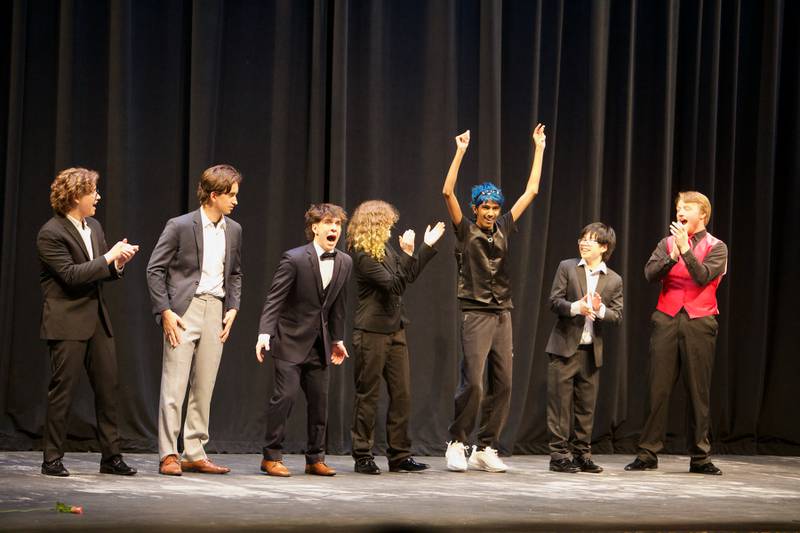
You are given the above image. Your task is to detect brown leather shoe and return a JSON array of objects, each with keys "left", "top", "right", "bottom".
[
  {"left": 305, "top": 462, "right": 336, "bottom": 476},
  {"left": 159, "top": 454, "right": 182, "bottom": 476},
  {"left": 180, "top": 458, "right": 231, "bottom": 474},
  {"left": 260, "top": 459, "right": 291, "bottom": 477}
]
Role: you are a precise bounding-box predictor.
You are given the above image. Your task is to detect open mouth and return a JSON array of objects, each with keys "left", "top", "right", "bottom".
[{"left": 326, "top": 235, "right": 337, "bottom": 243}]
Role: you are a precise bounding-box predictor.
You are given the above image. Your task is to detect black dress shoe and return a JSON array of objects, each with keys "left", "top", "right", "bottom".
[
  {"left": 549, "top": 458, "right": 580, "bottom": 473},
  {"left": 690, "top": 461, "right": 722, "bottom": 475},
  {"left": 624, "top": 457, "right": 658, "bottom": 471},
  {"left": 41, "top": 459, "right": 69, "bottom": 477},
  {"left": 99, "top": 455, "right": 137, "bottom": 476},
  {"left": 354, "top": 457, "right": 381, "bottom": 475},
  {"left": 573, "top": 456, "right": 603, "bottom": 473},
  {"left": 389, "top": 457, "right": 429, "bottom": 473}
]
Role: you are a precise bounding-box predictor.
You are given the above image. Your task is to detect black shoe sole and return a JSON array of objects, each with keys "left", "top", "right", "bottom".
[
  {"left": 624, "top": 460, "right": 658, "bottom": 471},
  {"left": 42, "top": 469, "right": 69, "bottom": 477},
  {"left": 389, "top": 466, "right": 429, "bottom": 473},
  {"left": 99, "top": 467, "right": 137, "bottom": 475},
  {"left": 549, "top": 466, "right": 580, "bottom": 473}
]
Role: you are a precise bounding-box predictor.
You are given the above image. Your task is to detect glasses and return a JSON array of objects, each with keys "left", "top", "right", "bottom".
[{"left": 578, "top": 239, "right": 598, "bottom": 245}]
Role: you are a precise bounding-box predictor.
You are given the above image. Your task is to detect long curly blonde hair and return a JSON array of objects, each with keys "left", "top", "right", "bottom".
[{"left": 347, "top": 200, "right": 399, "bottom": 262}]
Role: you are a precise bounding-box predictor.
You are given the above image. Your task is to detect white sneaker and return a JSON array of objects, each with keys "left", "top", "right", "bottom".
[
  {"left": 468, "top": 446, "right": 507, "bottom": 472},
  {"left": 445, "top": 441, "right": 468, "bottom": 472}
]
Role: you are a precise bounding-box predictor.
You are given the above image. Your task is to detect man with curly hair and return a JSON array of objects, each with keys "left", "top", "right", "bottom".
[
  {"left": 441, "top": 124, "right": 547, "bottom": 472},
  {"left": 255, "top": 203, "right": 352, "bottom": 477},
  {"left": 347, "top": 200, "right": 445, "bottom": 474},
  {"left": 37, "top": 167, "right": 140, "bottom": 477}
]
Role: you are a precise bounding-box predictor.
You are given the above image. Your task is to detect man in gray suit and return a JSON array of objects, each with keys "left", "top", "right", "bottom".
[
  {"left": 545, "top": 222, "right": 623, "bottom": 474},
  {"left": 146, "top": 164, "right": 243, "bottom": 476}
]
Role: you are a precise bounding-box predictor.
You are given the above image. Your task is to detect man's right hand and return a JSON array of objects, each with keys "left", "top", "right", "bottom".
[
  {"left": 105, "top": 238, "right": 139, "bottom": 266},
  {"left": 455, "top": 130, "right": 470, "bottom": 152},
  {"left": 255, "top": 334, "right": 271, "bottom": 363},
  {"left": 162, "top": 309, "right": 186, "bottom": 348}
]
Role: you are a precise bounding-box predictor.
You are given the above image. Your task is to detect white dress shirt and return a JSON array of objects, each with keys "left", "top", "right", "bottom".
[
  {"left": 570, "top": 259, "right": 607, "bottom": 345},
  {"left": 196, "top": 207, "right": 226, "bottom": 298},
  {"left": 313, "top": 242, "right": 334, "bottom": 289},
  {"left": 66, "top": 214, "right": 94, "bottom": 260}
]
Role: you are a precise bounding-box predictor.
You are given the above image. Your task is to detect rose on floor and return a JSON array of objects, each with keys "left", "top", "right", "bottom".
[{"left": 56, "top": 502, "right": 83, "bottom": 514}]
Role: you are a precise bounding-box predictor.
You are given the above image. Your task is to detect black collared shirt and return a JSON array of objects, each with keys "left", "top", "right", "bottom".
[
  {"left": 454, "top": 211, "right": 517, "bottom": 311},
  {"left": 644, "top": 229, "right": 728, "bottom": 286}
]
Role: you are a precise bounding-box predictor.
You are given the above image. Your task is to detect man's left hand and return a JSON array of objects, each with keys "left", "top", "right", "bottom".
[
  {"left": 220, "top": 309, "right": 237, "bottom": 343},
  {"left": 669, "top": 221, "right": 690, "bottom": 254},
  {"left": 331, "top": 342, "right": 349, "bottom": 365}
]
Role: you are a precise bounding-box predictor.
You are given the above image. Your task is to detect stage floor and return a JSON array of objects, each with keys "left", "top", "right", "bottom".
[{"left": 1, "top": 452, "right": 799, "bottom": 531}]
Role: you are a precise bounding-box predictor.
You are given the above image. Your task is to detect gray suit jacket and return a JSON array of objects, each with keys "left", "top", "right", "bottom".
[
  {"left": 545, "top": 258, "right": 623, "bottom": 367},
  {"left": 146, "top": 208, "right": 242, "bottom": 323}
]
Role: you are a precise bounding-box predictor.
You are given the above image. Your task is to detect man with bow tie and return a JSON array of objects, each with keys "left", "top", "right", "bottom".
[{"left": 255, "top": 203, "right": 353, "bottom": 477}]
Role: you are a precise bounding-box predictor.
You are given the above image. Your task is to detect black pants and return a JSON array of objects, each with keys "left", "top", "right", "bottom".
[
  {"left": 546, "top": 346, "right": 599, "bottom": 460},
  {"left": 449, "top": 310, "right": 513, "bottom": 447},
  {"left": 263, "top": 339, "right": 329, "bottom": 464},
  {"left": 637, "top": 309, "right": 718, "bottom": 465},
  {"left": 350, "top": 328, "right": 411, "bottom": 464},
  {"left": 43, "top": 315, "right": 121, "bottom": 462}
]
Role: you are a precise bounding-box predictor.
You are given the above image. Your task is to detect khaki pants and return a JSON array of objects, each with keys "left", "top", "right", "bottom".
[{"left": 158, "top": 295, "right": 224, "bottom": 461}]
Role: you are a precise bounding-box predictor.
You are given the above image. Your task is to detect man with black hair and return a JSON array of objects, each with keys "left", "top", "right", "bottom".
[
  {"left": 545, "top": 222, "right": 623, "bottom": 473},
  {"left": 440, "top": 125, "right": 547, "bottom": 472}
]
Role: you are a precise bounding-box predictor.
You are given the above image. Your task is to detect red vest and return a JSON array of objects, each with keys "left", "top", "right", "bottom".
[{"left": 656, "top": 232, "right": 725, "bottom": 318}]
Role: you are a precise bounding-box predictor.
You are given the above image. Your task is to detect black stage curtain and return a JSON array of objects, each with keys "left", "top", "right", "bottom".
[{"left": 1, "top": 0, "right": 798, "bottom": 457}]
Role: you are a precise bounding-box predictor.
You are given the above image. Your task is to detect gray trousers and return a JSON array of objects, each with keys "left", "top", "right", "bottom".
[
  {"left": 158, "top": 295, "right": 224, "bottom": 461},
  {"left": 449, "top": 310, "right": 513, "bottom": 447},
  {"left": 546, "top": 346, "right": 599, "bottom": 460}
]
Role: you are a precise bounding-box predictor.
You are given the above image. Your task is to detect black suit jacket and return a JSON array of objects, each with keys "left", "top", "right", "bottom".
[
  {"left": 353, "top": 243, "right": 437, "bottom": 333},
  {"left": 146, "top": 208, "right": 243, "bottom": 323},
  {"left": 37, "top": 215, "right": 120, "bottom": 340},
  {"left": 545, "top": 258, "right": 624, "bottom": 367},
  {"left": 258, "top": 243, "right": 353, "bottom": 364}
]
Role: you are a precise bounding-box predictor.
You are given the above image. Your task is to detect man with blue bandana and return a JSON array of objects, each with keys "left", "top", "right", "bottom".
[{"left": 441, "top": 125, "right": 547, "bottom": 472}]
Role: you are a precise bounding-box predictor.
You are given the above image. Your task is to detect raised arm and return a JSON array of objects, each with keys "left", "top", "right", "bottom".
[
  {"left": 442, "top": 130, "right": 470, "bottom": 226},
  {"left": 510, "top": 123, "right": 546, "bottom": 222}
]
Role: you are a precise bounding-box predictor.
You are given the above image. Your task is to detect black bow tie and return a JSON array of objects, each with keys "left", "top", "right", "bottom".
[{"left": 320, "top": 251, "right": 337, "bottom": 260}]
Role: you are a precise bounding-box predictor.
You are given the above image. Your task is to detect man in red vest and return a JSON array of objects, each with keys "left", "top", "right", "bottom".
[{"left": 625, "top": 191, "right": 727, "bottom": 475}]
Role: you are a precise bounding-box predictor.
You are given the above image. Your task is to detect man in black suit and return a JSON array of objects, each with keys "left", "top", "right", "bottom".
[
  {"left": 545, "top": 222, "right": 623, "bottom": 474},
  {"left": 255, "top": 203, "right": 353, "bottom": 477},
  {"left": 37, "top": 167, "right": 139, "bottom": 477},
  {"left": 346, "top": 200, "right": 445, "bottom": 474},
  {"left": 147, "top": 164, "right": 243, "bottom": 476}
]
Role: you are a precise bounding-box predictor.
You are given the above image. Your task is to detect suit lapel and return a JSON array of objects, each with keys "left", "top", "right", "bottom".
[
  {"left": 90, "top": 225, "right": 100, "bottom": 259},
  {"left": 575, "top": 263, "right": 588, "bottom": 297},
  {"left": 324, "top": 250, "right": 345, "bottom": 306},
  {"left": 223, "top": 215, "right": 231, "bottom": 281},
  {"left": 192, "top": 209, "right": 204, "bottom": 271},
  {"left": 306, "top": 243, "right": 324, "bottom": 301},
  {"left": 595, "top": 270, "right": 608, "bottom": 297},
  {"left": 58, "top": 217, "right": 91, "bottom": 261}
]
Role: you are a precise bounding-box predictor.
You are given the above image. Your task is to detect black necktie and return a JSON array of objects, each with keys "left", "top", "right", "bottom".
[{"left": 320, "top": 251, "right": 336, "bottom": 261}]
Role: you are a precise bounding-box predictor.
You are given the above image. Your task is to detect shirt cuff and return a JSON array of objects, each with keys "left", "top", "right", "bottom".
[
  {"left": 597, "top": 303, "right": 606, "bottom": 319},
  {"left": 570, "top": 301, "right": 582, "bottom": 316},
  {"left": 258, "top": 333, "right": 271, "bottom": 345}
]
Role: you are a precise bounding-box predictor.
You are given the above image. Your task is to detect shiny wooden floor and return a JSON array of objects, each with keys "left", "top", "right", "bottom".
[{"left": 1, "top": 452, "right": 799, "bottom": 531}]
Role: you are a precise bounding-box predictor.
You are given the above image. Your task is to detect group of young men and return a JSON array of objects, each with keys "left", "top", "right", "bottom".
[{"left": 36, "top": 123, "right": 728, "bottom": 479}]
